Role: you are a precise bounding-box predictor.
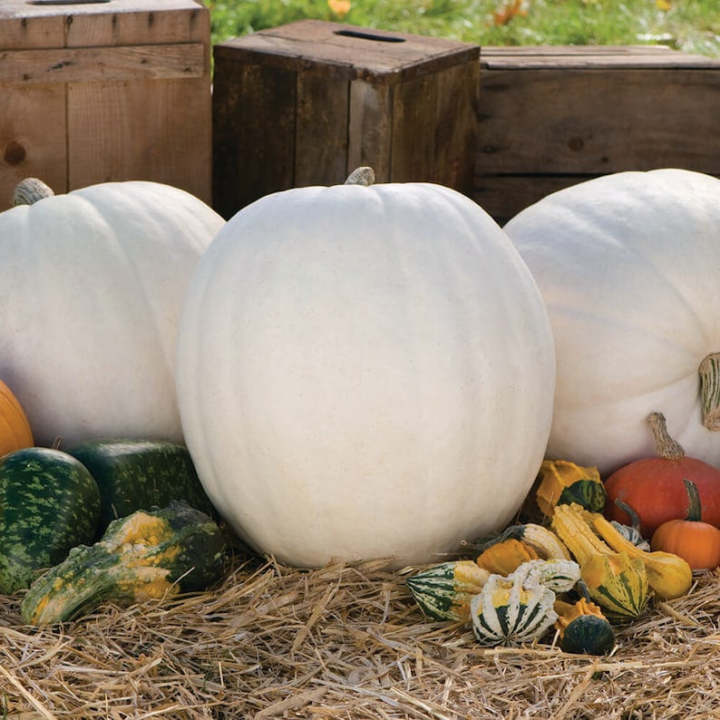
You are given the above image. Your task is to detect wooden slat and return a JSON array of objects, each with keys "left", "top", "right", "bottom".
[
  {"left": 0, "top": 0, "right": 207, "bottom": 49},
  {"left": 294, "top": 70, "right": 349, "bottom": 187},
  {"left": 67, "top": 76, "right": 211, "bottom": 202},
  {"left": 65, "top": 6, "right": 207, "bottom": 48},
  {"left": 347, "top": 80, "right": 392, "bottom": 182},
  {"left": 476, "top": 68, "right": 720, "bottom": 175},
  {"left": 0, "top": 42, "right": 204, "bottom": 83},
  {"left": 0, "top": 83, "right": 67, "bottom": 210},
  {"left": 481, "top": 45, "right": 675, "bottom": 56},
  {"left": 212, "top": 58, "right": 296, "bottom": 218},
  {"left": 214, "top": 19, "right": 479, "bottom": 83},
  {"left": 390, "top": 72, "right": 439, "bottom": 181},
  {"left": 431, "top": 60, "right": 479, "bottom": 193}
]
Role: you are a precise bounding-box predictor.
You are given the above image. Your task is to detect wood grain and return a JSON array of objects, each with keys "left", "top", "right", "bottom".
[
  {"left": 295, "top": 70, "right": 349, "bottom": 188},
  {"left": 214, "top": 19, "right": 479, "bottom": 83},
  {"left": 0, "top": 43, "right": 204, "bottom": 84},
  {"left": 347, "top": 80, "right": 393, "bottom": 182},
  {"left": 212, "top": 59, "right": 296, "bottom": 219},
  {"left": 67, "top": 76, "right": 211, "bottom": 202},
  {"left": 477, "top": 68, "right": 720, "bottom": 175},
  {"left": 0, "top": 83, "right": 67, "bottom": 210}
]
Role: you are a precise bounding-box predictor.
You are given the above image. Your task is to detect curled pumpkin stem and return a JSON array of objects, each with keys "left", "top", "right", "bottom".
[{"left": 698, "top": 353, "right": 720, "bottom": 431}]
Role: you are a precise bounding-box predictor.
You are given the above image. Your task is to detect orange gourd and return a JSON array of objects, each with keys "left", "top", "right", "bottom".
[
  {"left": 651, "top": 479, "right": 720, "bottom": 571},
  {"left": 0, "top": 379, "right": 33, "bottom": 457},
  {"left": 604, "top": 412, "right": 720, "bottom": 536}
]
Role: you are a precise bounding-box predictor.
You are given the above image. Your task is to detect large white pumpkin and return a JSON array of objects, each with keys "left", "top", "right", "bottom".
[
  {"left": 504, "top": 169, "right": 720, "bottom": 476},
  {"left": 0, "top": 179, "right": 224, "bottom": 446},
  {"left": 176, "top": 172, "right": 555, "bottom": 567}
]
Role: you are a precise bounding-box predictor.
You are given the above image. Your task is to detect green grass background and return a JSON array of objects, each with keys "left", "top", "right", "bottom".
[{"left": 206, "top": 0, "right": 720, "bottom": 57}]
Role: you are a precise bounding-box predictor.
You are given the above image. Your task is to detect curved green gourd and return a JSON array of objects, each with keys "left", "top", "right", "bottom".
[{"left": 21, "top": 501, "right": 226, "bottom": 625}]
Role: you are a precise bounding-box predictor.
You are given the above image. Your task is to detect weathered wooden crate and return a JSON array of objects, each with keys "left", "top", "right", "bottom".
[
  {"left": 0, "top": 0, "right": 211, "bottom": 210},
  {"left": 474, "top": 45, "right": 720, "bottom": 223},
  {"left": 212, "top": 19, "right": 479, "bottom": 219}
]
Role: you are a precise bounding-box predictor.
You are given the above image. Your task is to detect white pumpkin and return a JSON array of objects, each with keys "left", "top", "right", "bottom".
[
  {"left": 504, "top": 169, "right": 720, "bottom": 475},
  {"left": 176, "top": 169, "right": 555, "bottom": 567},
  {"left": 0, "top": 179, "right": 224, "bottom": 446}
]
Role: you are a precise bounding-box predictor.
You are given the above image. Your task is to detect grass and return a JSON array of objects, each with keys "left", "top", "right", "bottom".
[{"left": 206, "top": 0, "right": 720, "bottom": 57}]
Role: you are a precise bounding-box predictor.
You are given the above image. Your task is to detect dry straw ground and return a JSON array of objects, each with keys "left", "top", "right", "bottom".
[{"left": 1, "top": 551, "right": 719, "bottom": 719}]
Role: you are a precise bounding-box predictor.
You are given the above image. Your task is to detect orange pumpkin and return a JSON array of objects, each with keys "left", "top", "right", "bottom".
[
  {"left": 604, "top": 412, "right": 720, "bottom": 536},
  {"left": 651, "top": 479, "right": 720, "bottom": 571},
  {"left": 0, "top": 379, "right": 33, "bottom": 457}
]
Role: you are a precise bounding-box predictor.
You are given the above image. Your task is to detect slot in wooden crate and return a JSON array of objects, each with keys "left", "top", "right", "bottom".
[{"left": 212, "top": 20, "right": 480, "bottom": 219}]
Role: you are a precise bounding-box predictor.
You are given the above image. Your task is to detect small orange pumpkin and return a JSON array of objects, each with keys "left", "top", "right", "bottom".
[
  {"left": 0, "top": 379, "right": 33, "bottom": 457},
  {"left": 651, "top": 479, "right": 720, "bottom": 571}
]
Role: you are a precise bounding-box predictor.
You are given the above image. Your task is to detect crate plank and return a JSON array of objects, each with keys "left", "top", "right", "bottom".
[
  {"left": 347, "top": 80, "right": 392, "bottom": 181},
  {"left": 212, "top": 20, "right": 479, "bottom": 217},
  {"left": 212, "top": 61, "right": 296, "bottom": 219},
  {"left": 214, "top": 19, "right": 479, "bottom": 82},
  {"left": 67, "top": 77, "right": 210, "bottom": 202},
  {"left": 0, "top": 43, "right": 204, "bottom": 84},
  {"left": 477, "top": 68, "right": 720, "bottom": 175},
  {"left": 433, "top": 60, "right": 479, "bottom": 191},
  {"left": 0, "top": 83, "right": 67, "bottom": 205},
  {"left": 475, "top": 46, "right": 720, "bottom": 222},
  {"left": 0, "top": 0, "right": 211, "bottom": 210},
  {"left": 295, "top": 70, "right": 349, "bottom": 187}
]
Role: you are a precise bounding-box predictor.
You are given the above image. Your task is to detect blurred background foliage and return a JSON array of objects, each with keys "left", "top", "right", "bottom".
[{"left": 205, "top": 0, "right": 720, "bottom": 57}]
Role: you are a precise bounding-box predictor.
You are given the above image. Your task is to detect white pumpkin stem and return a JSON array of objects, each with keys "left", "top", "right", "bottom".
[
  {"left": 12, "top": 178, "right": 55, "bottom": 206},
  {"left": 344, "top": 167, "right": 375, "bottom": 186},
  {"left": 647, "top": 412, "right": 685, "bottom": 460},
  {"left": 698, "top": 352, "right": 720, "bottom": 430}
]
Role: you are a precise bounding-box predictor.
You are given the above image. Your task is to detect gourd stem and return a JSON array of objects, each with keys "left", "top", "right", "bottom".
[
  {"left": 344, "top": 166, "right": 375, "bottom": 186},
  {"left": 647, "top": 412, "right": 684, "bottom": 460},
  {"left": 614, "top": 499, "right": 642, "bottom": 531},
  {"left": 12, "top": 178, "right": 54, "bottom": 206},
  {"left": 698, "top": 353, "right": 720, "bottom": 430},
  {"left": 682, "top": 478, "right": 702, "bottom": 522}
]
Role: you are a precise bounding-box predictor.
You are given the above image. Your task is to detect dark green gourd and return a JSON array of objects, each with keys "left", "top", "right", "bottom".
[
  {"left": 66, "top": 440, "right": 216, "bottom": 534},
  {"left": 0, "top": 447, "right": 100, "bottom": 593}
]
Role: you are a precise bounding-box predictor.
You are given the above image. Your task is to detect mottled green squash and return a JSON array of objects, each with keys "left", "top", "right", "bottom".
[
  {"left": 21, "top": 501, "right": 225, "bottom": 625},
  {"left": 0, "top": 447, "right": 100, "bottom": 593},
  {"left": 67, "top": 440, "right": 216, "bottom": 534}
]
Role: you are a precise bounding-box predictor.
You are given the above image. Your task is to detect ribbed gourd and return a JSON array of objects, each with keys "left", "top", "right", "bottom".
[
  {"left": 407, "top": 561, "right": 490, "bottom": 622},
  {"left": 0, "top": 379, "right": 33, "bottom": 458},
  {"left": 469, "top": 558, "right": 580, "bottom": 646},
  {"left": 473, "top": 523, "right": 570, "bottom": 576},
  {"left": 21, "top": 501, "right": 226, "bottom": 626},
  {"left": 555, "top": 598, "right": 615, "bottom": 655},
  {"left": 536, "top": 460, "right": 607, "bottom": 517},
  {"left": 551, "top": 503, "right": 649, "bottom": 619}
]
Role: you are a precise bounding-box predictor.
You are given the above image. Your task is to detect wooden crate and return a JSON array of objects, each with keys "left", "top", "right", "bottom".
[
  {"left": 212, "top": 20, "right": 479, "bottom": 219},
  {"left": 0, "top": 0, "right": 211, "bottom": 211},
  {"left": 474, "top": 45, "right": 720, "bottom": 224}
]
